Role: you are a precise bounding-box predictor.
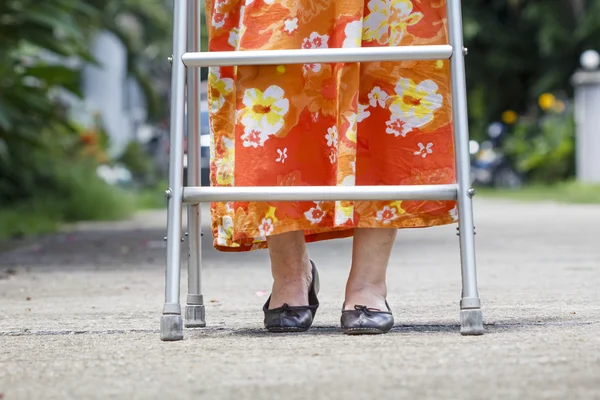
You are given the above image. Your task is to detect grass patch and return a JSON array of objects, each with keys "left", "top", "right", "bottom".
[
  {"left": 132, "top": 180, "right": 168, "bottom": 210},
  {"left": 0, "top": 173, "right": 136, "bottom": 241},
  {"left": 0, "top": 178, "right": 170, "bottom": 241},
  {"left": 0, "top": 179, "right": 169, "bottom": 241},
  {"left": 477, "top": 181, "right": 600, "bottom": 204}
]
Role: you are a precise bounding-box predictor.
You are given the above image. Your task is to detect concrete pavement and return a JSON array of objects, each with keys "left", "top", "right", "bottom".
[{"left": 1, "top": 198, "right": 599, "bottom": 399}]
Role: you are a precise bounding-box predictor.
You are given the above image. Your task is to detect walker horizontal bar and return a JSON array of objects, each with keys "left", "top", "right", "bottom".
[
  {"left": 182, "top": 45, "right": 453, "bottom": 67},
  {"left": 182, "top": 184, "right": 458, "bottom": 203}
]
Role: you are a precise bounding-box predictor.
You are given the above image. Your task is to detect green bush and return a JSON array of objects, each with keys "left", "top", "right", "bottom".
[
  {"left": 117, "top": 140, "right": 154, "bottom": 184},
  {"left": 0, "top": 122, "right": 135, "bottom": 239},
  {"left": 503, "top": 111, "right": 575, "bottom": 184}
]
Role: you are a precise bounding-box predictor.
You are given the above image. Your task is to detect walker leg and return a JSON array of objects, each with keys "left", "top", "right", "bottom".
[
  {"left": 161, "top": 0, "right": 189, "bottom": 342},
  {"left": 447, "top": 0, "right": 484, "bottom": 336},
  {"left": 184, "top": 0, "right": 206, "bottom": 328}
]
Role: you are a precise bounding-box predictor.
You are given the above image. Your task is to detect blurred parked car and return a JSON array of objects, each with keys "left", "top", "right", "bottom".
[
  {"left": 184, "top": 100, "right": 211, "bottom": 186},
  {"left": 146, "top": 100, "right": 211, "bottom": 186}
]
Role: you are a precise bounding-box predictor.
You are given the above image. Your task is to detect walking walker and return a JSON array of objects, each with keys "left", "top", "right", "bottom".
[{"left": 160, "top": 0, "right": 484, "bottom": 341}]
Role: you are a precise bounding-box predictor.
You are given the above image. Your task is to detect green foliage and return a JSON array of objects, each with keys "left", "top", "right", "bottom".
[
  {"left": 0, "top": 0, "right": 170, "bottom": 240},
  {"left": 503, "top": 111, "right": 576, "bottom": 183},
  {"left": 0, "top": 0, "right": 97, "bottom": 163},
  {"left": 117, "top": 140, "right": 154, "bottom": 182},
  {"left": 134, "top": 179, "right": 168, "bottom": 209},
  {"left": 478, "top": 180, "right": 600, "bottom": 204},
  {"left": 462, "top": 0, "right": 600, "bottom": 130}
]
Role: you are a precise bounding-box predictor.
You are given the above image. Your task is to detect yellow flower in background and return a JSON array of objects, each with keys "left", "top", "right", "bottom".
[
  {"left": 538, "top": 93, "right": 556, "bottom": 111},
  {"left": 501, "top": 110, "right": 518, "bottom": 125}
]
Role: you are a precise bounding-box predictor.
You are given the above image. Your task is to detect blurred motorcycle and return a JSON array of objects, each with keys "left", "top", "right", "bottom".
[{"left": 469, "top": 122, "right": 524, "bottom": 189}]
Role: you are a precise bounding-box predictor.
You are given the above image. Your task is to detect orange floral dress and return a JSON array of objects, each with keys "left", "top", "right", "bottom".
[{"left": 206, "top": 0, "right": 457, "bottom": 252}]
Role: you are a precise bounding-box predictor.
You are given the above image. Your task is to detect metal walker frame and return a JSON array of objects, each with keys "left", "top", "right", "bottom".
[{"left": 160, "top": 0, "right": 484, "bottom": 341}]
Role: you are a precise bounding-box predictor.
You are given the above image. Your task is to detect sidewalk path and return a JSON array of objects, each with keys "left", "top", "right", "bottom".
[{"left": 1, "top": 199, "right": 599, "bottom": 400}]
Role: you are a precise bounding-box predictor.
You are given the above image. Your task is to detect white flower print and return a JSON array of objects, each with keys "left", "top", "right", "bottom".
[
  {"left": 246, "top": 0, "right": 274, "bottom": 5},
  {"left": 368, "top": 86, "right": 388, "bottom": 108},
  {"left": 241, "top": 86, "right": 289, "bottom": 136},
  {"left": 228, "top": 27, "right": 240, "bottom": 49},
  {"left": 283, "top": 18, "right": 298, "bottom": 34},
  {"left": 329, "top": 149, "right": 337, "bottom": 164},
  {"left": 304, "top": 204, "right": 325, "bottom": 224},
  {"left": 241, "top": 126, "right": 269, "bottom": 148},
  {"left": 385, "top": 115, "right": 411, "bottom": 137},
  {"left": 303, "top": 63, "right": 322, "bottom": 75},
  {"left": 357, "top": 103, "right": 371, "bottom": 122},
  {"left": 212, "top": 0, "right": 229, "bottom": 29},
  {"left": 376, "top": 205, "right": 398, "bottom": 224},
  {"left": 276, "top": 148, "right": 288, "bottom": 163},
  {"left": 217, "top": 216, "right": 234, "bottom": 246},
  {"left": 325, "top": 126, "right": 338, "bottom": 148},
  {"left": 302, "top": 32, "right": 329, "bottom": 49},
  {"left": 342, "top": 174, "right": 355, "bottom": 186},
  {"left": 343, "top": 20, "right": 362, "bottom": 48},
  {"left": 450, "top": 206, "right": 459, "bottom": 222},
  {"left": 414, "top": 142, "right": 433, "bottom": 158},
  {"left": 258, "top": 217, "right": 274, "bottom": 236}
]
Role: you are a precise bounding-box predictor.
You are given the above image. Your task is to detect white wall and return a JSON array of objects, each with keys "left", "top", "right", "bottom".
[
  {"left": 81, "top": 31, "right": 147, "bottom": 157},
  {"left": 573, "top": 71, "right": 600, "bottom": 183}
]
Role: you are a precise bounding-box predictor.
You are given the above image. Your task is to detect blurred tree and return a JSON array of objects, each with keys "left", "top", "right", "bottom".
[
  {"left": 462, "top": 0, "right": 600, "bottom": 133},
  {"left": 0, "top": 0, "right": 171, "bottom": 204},
  {"left": 0, "top": 0, "right": 98, "bottom": 201}
]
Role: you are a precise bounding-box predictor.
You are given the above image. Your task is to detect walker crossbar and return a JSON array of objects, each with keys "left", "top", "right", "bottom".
[
  {"left": 182, "top": 45, "right": 454, "bottom": 67},
  {"left": 181, "top": 184, "right": 459, "bottom": 203},
  {"left": 160, "top": 0, "right": 484, "bottom": 341}
]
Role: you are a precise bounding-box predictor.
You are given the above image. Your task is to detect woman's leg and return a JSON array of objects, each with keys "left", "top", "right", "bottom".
[
  {"left": 344, "top": 228, "right": 397, "bottom": 310},
  {"left": 266, "top": 231, "right": 313, "bottom": 308}
]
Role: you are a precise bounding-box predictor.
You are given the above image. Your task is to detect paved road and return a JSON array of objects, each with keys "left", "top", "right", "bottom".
[{"left": 1, "top": 198, "right": 599, "bottom": 400}]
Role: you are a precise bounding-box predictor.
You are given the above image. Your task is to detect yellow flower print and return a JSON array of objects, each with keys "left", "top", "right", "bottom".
[
  {"left": 344, "top": 111, "right": 358, "bottom": 143},
  {"left": 217, "top": 216, "right": 234, "bottom": 246},
  {"left": 241, "top": 86, "right": 289, "bottom": 136},
  {"left": 208, "top": 67, "right": 234, "bottom": 112},
  {"left": 363, "top": 0, "right": 423, "bottom": 46},
  {"left": 387, "top": 78, "right": 443, "bottom": 137},
  {"left": 215, "top": 137, "right": 234, "bottom": 185},
  {"left": 335, "top": 203, "right": 354, "bottom": 225}
]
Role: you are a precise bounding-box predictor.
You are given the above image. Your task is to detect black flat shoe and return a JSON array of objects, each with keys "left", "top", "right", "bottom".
[
  {"left": 263, "top": 260, "right": 320, "bottom": 332},
  {"left": 340, "top": 302, "right": 394, "bottom": 335}
]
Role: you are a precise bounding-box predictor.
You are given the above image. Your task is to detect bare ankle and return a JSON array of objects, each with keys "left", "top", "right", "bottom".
[
  {"left": 346, "top": 280, "right": 387, "bottom": 296},
  {"left": 344, "top": 282, "right": 388, "bottom": 310},
  {"left": 269, "top": 258, "right": 312, "bottom": 309}
]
